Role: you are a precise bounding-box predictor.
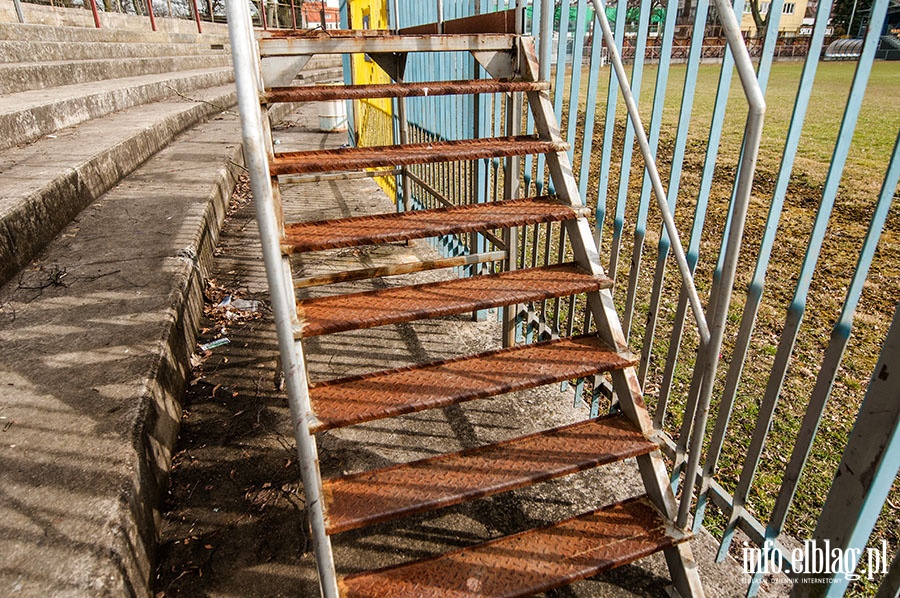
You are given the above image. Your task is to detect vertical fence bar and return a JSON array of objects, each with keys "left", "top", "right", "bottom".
[
  {"left": 621, "top": 0, "right": 679, "bottom": 340},
  {"left": 522, "top": 0, "right": 541, "bottom": 195},
  {"left": 647, "top": 0, "right": 710, "bottom": 419},
  {"left": 576, "top": 13, "right": 603, "bottom": 200},
  {"left": 564, "top": 0, "right": 588, "bottom": 166},
  {"left": 607, "top": 0, "right": 651, "bottom": 284},
  {"left": 791, "top": 300, "right": 900, "bottom": 596},
  {"left": 533, "top": 0, "right": 554, "bottom": 196},
  {"left": 765, "top": 130, "right": 900, "bottom": 586},
  {"left": 651, "top": 0, "right": 711, "bottom": 428},
  {"left": 693, "top": 0, "right": 835, "bottom": 541},
  {"left": 717, "top": 0, "right": 889, "bottom": 557},
  {"left": 594, "top": 0, "right": 626, "bottom": 248}
]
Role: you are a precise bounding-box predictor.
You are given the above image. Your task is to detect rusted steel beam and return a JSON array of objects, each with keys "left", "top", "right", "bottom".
[
  {"left": 295, "top": 262, "right": 608, "bottom": 338},
  {"left": 294, "top": 251, "right": 506, "bottom": 290},
  {"left": 265, "top": 79, "right": 550, "bottom": 103},
  {"left": 258, "top": 32, "right": 516, "bottom": 56},
  {"left": 283, "top": 197, "right": 584, "bottom": 253},
  {"left": 339, "top": 495, "right": 688, "bottom": 597},
  {"left": 309, "top": 335, "right": 637, "bottom": 433},
  {"left": 323, "top": 415, "right": 655, "bottom": 534},
  {"left": 271, "top": 136, "right": 568, "bottom": 176},
  {"left": 399, "top": 8, "right": 519, "bottom": 35}
]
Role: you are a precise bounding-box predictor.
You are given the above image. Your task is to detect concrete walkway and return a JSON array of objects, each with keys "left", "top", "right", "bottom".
[
  {"left": 0, "top": 109, "right": 244, "bottom": 597},
  {"left": 155, "top": 102, "right": 777, "bottom": 597}
]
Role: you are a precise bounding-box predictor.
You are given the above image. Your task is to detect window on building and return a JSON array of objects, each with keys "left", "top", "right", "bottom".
[{"left": 783, "top": 2, "right": 795, "bottom": 13}]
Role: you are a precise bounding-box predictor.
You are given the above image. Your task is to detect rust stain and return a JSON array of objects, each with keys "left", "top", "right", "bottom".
[
  {"left": 309, "top": 334, "right": 636, "bottom": 433},
  {"left": 284, "top": 197, "right": 577, "bottom": 254},
  {"left": 270, "top": 136, "right": 568, "bottom": 176},
  {"left": 322, "top": 415, "right": 656, "bottom": 534},
  {"left": 265, "top": 79, "right": 549, "bottom": 103}
]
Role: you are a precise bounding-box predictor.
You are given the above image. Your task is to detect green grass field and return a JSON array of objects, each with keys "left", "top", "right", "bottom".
[{"left": 561, "top": 59, "right": 899, "bottom": 594}]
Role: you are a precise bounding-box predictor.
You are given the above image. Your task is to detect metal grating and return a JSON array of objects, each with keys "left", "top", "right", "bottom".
[
  {"left": 338, "top": 495, "right": 687, "bottom": 598},
  {"left": 323, "top": 415, "right": 657, "bottom": 534},
  {"left": 266, "top": 79, "right": 549, "bottom": 103},
  {"left": 270, "top": 136, "right": 568, "bottom": 176},
  {"left": 283, "top": 197, "right": 583, "bottom": 254},
  {"left": 296, "top": 263, "right": 609, "bottom": 337},
  {"left": 309, "top": 335, "right": 635, "bottom": 433}
]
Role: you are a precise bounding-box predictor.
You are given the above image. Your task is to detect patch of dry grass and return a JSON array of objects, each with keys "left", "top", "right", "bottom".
[{"left": 556, "top": 58, "right": 899, "bottom": 593}]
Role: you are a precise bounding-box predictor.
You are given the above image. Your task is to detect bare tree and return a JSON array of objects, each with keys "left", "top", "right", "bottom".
[{"left": 746, "top": 0, "right": 771, "bottom": 38}]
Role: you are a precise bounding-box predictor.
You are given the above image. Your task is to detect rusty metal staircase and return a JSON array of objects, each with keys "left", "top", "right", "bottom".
[{"left": 224, "top": 4, "right": 705, "bottom": 597}]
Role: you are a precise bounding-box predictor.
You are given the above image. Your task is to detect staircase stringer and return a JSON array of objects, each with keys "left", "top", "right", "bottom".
[{"left": 524, "top": 40, "right": 706, "bottom": 598}]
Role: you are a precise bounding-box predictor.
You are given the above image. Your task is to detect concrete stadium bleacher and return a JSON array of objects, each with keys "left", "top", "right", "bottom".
[{"left": 0, "top": 7, "right": 340, "bottom": 595}]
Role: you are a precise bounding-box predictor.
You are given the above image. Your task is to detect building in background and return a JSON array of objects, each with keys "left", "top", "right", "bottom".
[{"left": 300, "top": 1, "right": 339, "bottom": 29}]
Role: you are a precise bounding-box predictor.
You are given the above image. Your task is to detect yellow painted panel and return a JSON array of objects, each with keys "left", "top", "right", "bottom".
[{"left": 349, "top": 0, "right": 396, "bottom": 202}]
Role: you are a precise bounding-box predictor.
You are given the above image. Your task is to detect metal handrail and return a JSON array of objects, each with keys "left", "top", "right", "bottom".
[
  {"left": 588, "top": 0, "right": 712, "bottom": 347},
  {"left": 588, "top": 0, "right": 766, "bottom": 528},
  {"left": 225, "top": 0, "right": 339, "bottom": 594}
]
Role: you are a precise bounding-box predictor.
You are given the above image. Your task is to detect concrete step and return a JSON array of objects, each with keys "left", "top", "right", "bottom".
[
  {"left": 0, "top": 53, "right": 232, "bottom": 94},
  {"left": 0, "top": 66, "right": 234, "bottom": 152},
  {"left": 0, "top": 82, "right": 237, "bottom": 285},
  {"left": 0, "top": 20, "right": 230, "bottom": 45},
  {"left": 0, "top": 110, "right": 245, "bottom": 597},
  {"left": 0, "top": 39, "right": 229, "bottom": 62},
  {"left": 294, "top": 65, "right": 346, "bottom": 84}
]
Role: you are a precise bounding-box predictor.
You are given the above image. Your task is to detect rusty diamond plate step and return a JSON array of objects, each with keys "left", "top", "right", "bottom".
[
  {"left": 295, "top": 262, "right": 609, "bottom": 338},
  {"left": 283, "top": 196, "right": 586, "bottom": 254},
  {"left": 338, "top": 495, "right": 688, "bottom": 598},
  {"left": 266, "top": 79, "right": 550, "bottom": 103},
  {"left": 270, "top": 136, "right": 568, "bottom": 176},
  {"left": 322, "top": 414, "right": 656, "bottom": 534},
  {"left": 308, "top": 335, "right": 636, "bottom": 433}
]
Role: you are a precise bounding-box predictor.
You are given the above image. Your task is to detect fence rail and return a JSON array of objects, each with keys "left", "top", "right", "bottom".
[{"left": 375, "top": 0, "right": 899, "bottom": 596}]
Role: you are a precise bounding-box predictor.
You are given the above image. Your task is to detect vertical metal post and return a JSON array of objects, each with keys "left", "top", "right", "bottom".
[
  {"left": 148, "top": 0, "right": 157, "bottom": 31},
  {"left": 193, "top": 0, "right": 203, "bottom": 32},
  {"left": 290, "top": 0, "right": 297, "bottom": 29},
  {"left": 675, "top": 0, "right": 765, "bottom": 531},
  {"left": 791, "top": 301, "right": 900, "bottom": 597},
  {"left": 396, "top": 100, "right": 412, "bottom": 213},
  {"left": 501, "top": 0, "right": 526, "bottom": 347},
  {"left": 225, "top": 0, "right": 338, "bottom": 594},
  {"left": 88, "top": 0, "right": 102, "bottom": 28},
  {"left": 13, "top": 0, "right": 25, "bottom": 23},
  {"left": 437, "top": 0, "right": 444, "bottom": 32},
  {"left": 260, "top": 0, "right": 267, "bottom": 29}
]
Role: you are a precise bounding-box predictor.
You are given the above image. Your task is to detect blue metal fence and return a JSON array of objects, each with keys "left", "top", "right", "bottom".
[{"left": 381, "top": 0, "right": 899, "bottom": 595}]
